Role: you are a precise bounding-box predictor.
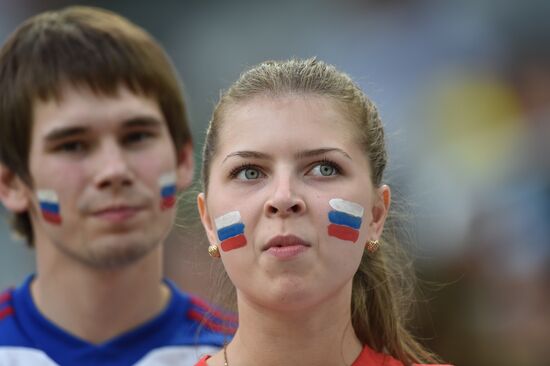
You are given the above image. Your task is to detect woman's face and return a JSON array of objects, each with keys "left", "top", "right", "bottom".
[{"left": 198, "top": 95, "right": 390, "bottom": 312}]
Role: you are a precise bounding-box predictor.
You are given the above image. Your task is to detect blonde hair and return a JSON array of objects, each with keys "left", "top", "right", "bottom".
[{"left": 201, "top": 58, "right": 439, "bottom": 364}]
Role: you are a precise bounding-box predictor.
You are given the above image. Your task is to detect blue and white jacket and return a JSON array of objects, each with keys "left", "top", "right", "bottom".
[{"left": 0, "top": 276, "right": 236, "bottom": 366}]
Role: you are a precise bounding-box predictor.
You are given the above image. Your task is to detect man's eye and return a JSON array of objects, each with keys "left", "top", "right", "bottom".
[
  {"left": 236, "top": 167, "right": 262, "bottom": 180},
  {"left": 124, "top": 131, "right": 154, "bottom": 144},
  {"left": 310, "top": 162, "right": 339, "bottom": 176},
  {"left": 56, "top": 141, "right": 87, "bottom": 153}
]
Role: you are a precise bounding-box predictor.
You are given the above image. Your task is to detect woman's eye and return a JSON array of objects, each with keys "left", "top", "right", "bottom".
[
  {"left": 310, "top": 162, "right": 338, "bottom": 176},
  {"left": 236, "top": 167, "right": 262, "bottom": 180}
]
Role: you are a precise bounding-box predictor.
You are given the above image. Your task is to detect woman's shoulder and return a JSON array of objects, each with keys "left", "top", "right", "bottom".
[
  {"left": 195, "top": 347, "right": 452, "bottom": 366},
  {"left": 353, "top": 345, "right": 452, "bottom": 366}
]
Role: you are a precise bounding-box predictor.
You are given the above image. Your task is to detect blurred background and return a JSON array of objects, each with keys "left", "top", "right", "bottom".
[{"left": 1, "top": 0, "right": 549, "bottom": 365}]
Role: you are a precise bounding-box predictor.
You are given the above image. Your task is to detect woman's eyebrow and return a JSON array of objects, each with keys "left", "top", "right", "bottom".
[
  {"left": 222, "top": 148, "right": 352, "bottom": 164},
  {"left": 294, "top": 148, "right": 352, "bottom": 160},
  {"left": 223, "top": 151, "right": 270, "bottom": 163}
]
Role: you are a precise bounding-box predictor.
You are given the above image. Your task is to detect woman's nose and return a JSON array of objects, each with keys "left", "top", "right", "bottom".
[{"left": 263, "top": 175, "right": 306, "bottom": 217}]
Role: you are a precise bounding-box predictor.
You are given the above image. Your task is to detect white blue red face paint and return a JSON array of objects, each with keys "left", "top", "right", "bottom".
[
  {"left": 327, "top": 198, "right": 364, "bottom": 243},
  {"left": 159, "top": 172, "right": 177, "bottom": 210},
  {"left": 37, "top": 190, "right": 62, "bottom": 225},
  {"left": 215, "top": 211, "right": 247, "bottom": 252}
]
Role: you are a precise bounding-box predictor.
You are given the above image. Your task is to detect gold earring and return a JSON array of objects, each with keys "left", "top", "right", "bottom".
[
  {"left": 208, "top": 244, "right": 221, "bottom": 258},
  {"left": 366, "top": 239, "right": 380, "bottom": 253}
]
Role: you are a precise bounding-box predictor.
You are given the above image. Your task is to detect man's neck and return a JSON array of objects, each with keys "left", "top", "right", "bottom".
[{"left": 31, "top": 247, "right": 170, "bottom": 344}]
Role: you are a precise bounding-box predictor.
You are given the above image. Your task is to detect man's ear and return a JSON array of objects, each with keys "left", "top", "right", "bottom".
[
  {"left": 0, "top": 163, "right": 31, "bottom": 213},
  {"left": 176, "top": 142, "right": 195, "bottom": 190},
  {"left": 197, "top": 192, "right": 218, "bottom": 246},
  {"left": 368, "top": 184, "right": 391, "bottom": 239}
]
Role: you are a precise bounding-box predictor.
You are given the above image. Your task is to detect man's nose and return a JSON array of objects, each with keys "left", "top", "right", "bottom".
[{"left": 93, "top": 141, "right": 134, "bottom": 191}]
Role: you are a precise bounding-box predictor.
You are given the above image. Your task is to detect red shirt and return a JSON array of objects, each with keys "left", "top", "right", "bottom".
[{"left": 194, "top": 344, "right": 452, "bottom": 365}]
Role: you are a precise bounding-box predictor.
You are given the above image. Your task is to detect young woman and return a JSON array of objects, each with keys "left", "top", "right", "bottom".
[{"left": 196, "top": 58, "right": 450, "bottom": 366}]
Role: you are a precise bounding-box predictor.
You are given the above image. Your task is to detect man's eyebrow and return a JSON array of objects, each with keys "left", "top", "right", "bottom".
[
  {"left": 43, "top": 116, "right": 163, "bottom": 142},
  {"left": 122, "top": 116, "right": 163, "bottom": 129},
  {"left": 223, "top": 151, "right": 270, "bottom": 163},
  {"left": 294, "top": 148, "right": 352, "bottom": 160},
  {"left": 44, "top": 126, "right": 88, "bottom": 142}
]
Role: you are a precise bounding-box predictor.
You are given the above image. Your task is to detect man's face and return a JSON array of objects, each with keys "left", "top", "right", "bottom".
[{"left": 23, "top": 84, "right": 192, "bottom": 269}]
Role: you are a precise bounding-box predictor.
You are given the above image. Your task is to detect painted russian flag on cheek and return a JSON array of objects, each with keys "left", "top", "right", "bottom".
[
  {"left": 215, "top": 211, "right": 247, "bottom": 252},
  {"left": 159, "top": 173, "right": 177, "bottom": 210},
  {"left": 327, "top": 198, "right": 364, "bottom": 243},
  {"left": 37, "top": 190, "right": 62, "bottom": 225}
]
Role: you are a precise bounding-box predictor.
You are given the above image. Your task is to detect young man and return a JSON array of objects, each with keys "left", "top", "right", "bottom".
[{"left": 0, "top": 6, "right": 235, "bottom": 366}]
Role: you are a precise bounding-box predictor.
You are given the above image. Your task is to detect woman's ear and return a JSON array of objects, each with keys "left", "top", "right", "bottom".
[
  {"left": 197, "top": 192, "right": 218, "bottom": 246},
  {"left": 0, "top": 164, "right": 31, "bottom": 213},
  {"left": 368, "top": 184, "right": 391, "bottom": 239},
  {"left": 176, "top": 143, "right": 195, "bottom": 190}
]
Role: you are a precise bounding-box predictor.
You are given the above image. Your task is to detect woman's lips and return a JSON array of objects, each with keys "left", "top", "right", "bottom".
[
  {"left": 263, "top": 235, "right": 311, "bottom": 259},
  {"left": 266, "top": 244, "right": 309, "bottom": 259}
]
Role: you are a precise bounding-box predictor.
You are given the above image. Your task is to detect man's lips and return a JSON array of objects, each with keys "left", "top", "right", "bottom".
[{"left": 92, "top": 205, "right": 143, "bottom": 222}]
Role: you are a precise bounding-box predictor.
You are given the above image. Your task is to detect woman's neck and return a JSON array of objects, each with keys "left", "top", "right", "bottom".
[{"left": 220, "top": 291, "right": 363, "bottom": 366}]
